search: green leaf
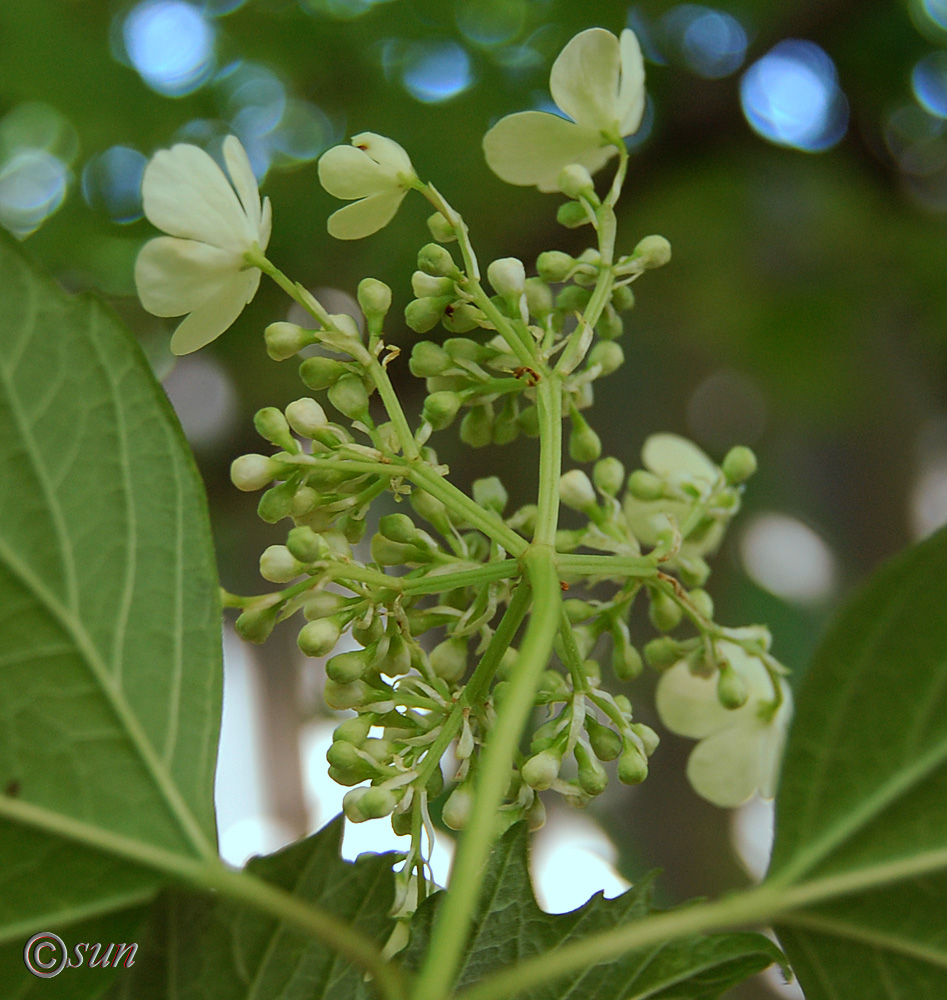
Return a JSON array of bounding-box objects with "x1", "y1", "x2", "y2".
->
[
  {"x1": 0, "y1": 239, "x2": 222, "y2": 942},
  {"x1": 404, "y1": 823, "x2": 783, "y2": 999},
  {"x1": 769, "y1": 525, "x2": 947, "y2": 998},
  {"x1": 107, "y1": 816, "x2": 398, "y2": 1000}
]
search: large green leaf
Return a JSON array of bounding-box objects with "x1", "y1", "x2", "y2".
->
[
  {"x1": 0, "y1": 239, "x2": 222, "y2": 947},
  {"x1": 769, "y1": 525, "x2": 947, "y2": 997},
  {"x1": 404, "y1": 822, "x2": 783, "y2": 999},
  {"x1": 107, "y1": 817, "x2": 398, "y2": 1000}
]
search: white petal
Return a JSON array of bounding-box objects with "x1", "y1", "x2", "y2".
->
[
  {"x1": 222, "y1": 135, "x2": 263, "y2": 238},
  {"x1": 169, "y1": 269, "x2": 260, "y2": 355},
  {"x1": 617, "y1": 29, "x2": 646, "y2": 135},
  {"x1": 655, "y1": 660, "x2": 738, "y2": 740},
  {"x1": 142, "y1": 144, "x2": 250, "y2": 253},
  {"x1": 686, "y1": 724, "x2": 767, "y2": 808},
  {"x1": 642, "y1": 433, "x2": 718, "y2": 484},
  {"x1": 483, "y1": 111, "x2": 613, "y2": 191},
  {"x1": 135, "y1": 237, "x2": 242, "y2": 317},
  {"x1": 350, "y1": 132, "x2": 414, "y2": 177},
  {"x1": 550, "y1": 28, "x2": 622, "y2": 131},
  {"x1": 259, "y1": 196, "x2": 273, "y2": 250},
  {"x1": 318, "y1": 144, "x2": 397, "y2": 200},
  {"x1": 326, "y1": 190, "x2": 405, "y2": 240}
]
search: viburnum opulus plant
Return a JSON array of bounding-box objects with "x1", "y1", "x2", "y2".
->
[{"x1": 135, "y1": 24, "x2": 792, "y2": 996}]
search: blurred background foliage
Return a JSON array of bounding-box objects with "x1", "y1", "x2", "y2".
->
[{"x1": 4, "y1": 0, "x2": 947, "y2": 994}]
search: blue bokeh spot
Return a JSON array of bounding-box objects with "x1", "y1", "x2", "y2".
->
[{"x1": 123, "y1": 0, "x2": 214, "y2": 97}]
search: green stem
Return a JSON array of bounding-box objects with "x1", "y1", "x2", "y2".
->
[
  {"x1": 410, "y1": 547, "x2": 561, "y2": 1000},
  {"x1": 534, "y1": 373, "x2": 563, "y2": 546},
  {"x1": 558, "y1": 553, "x2": 659, "y2": 578},
  {"x1": 402, "y1": 559, "x2": 520, "y2": 597},
  {"x1": 366, "y1": 354, "x2": 422, "y2": 461}
]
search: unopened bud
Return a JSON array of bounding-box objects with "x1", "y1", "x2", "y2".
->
[
  {"x1": 644, "y1": 637, "x2": 683, "y2": 670},
  {"x1": 536, "y1": 250, "x2": 575, "y2": 282},
  {"x1": 254, "y1": 407, "x2": 296, "y2": 451},
  {"x1": 558, "y1": 163, "x2": 595, "y2": 199},
  {"x1": 423, "y1": 390, "x2": 462, "y2": 430},
  {"x1": 426, "y1": 211, "x2": 457, "y2": 243},
  {"x1": 595, "y1": 307, "x2": 624, "y2": 340},
  {"x1": 299, "y1": 356, "x2": 348, "y2": 391},
  {"x1": 522, "y1": 749, "x2": 562, "y2": 790},
  {"x1": 722, "y1": 445, "x2": 757, "y2": 484},
  {"x1": 285, "y1": 398, "x2": 328, "y2": 437},
  {"x1": 487, "y1": 257, "x2": 526, "y2": 298},
  {"x1": 559, "y1": 469, "x2": 597, "y2": 511},
  {"x1": 524, "y1": 277, "x2": 554, "y2": 316},
  {"x1": 627, "y1": 469, "x2": 664, "y2": 501},
  {"x1": 618, "y1": 745, "x2": 649, "y2": 785},
  {"x1": 259, "y1": 544, "x2": 303, "y2": 583},
  {"x1": 586, "y1": 717, "x2": 623, "y2": 761},
  {"x1": 557, "y1": 200, "x2": 591, "y2": 228},
  {"x1": 357, "y1": 277, "x2": 392, "y2": 319},
  {"x1": 418, "y1": 242, "x2": 457, "y2": 277},
  {"x1": 328, "y1": 374, "x2": 370, "y2": 420},
  {"x1": 717, "y1": 661, "x2": 749, "y2": 709},
  {"x1": 472, "y1": 475, "x2": 508, "y2": 514},
  {"x1": 574, "y1": 742, "x2": 608, "y2": 796},
  {"x1": 588, "y1": 340, "x2": 624, "y2": 375},
  {"x1": 412, "y1": 270, "x2": 454, "y2": 298},
  {"x1": 611, "y1": 284, "x2": 635, "y2": 311},
  {"x1": 441, "y1": 302, "x2": 485, "y2": 333},
  {"x1": 568, "y1": 411, "x2": 602, "y2": 463},
  {"x1": 442, "y1": 785, "x2": 473, "y2": 830},
  {"x1": 460, "y1": 405, "x2": 492, "y2": 448},
  {"x1": 593, "y1": 456, "x2": 625, "y2": 496},
  {"x1": 430, "y1": 636, "x2": 467, "y2": 683},
  {"x1": 298, "y1": 616, "x2": 342, "y2": 657},
  {"x1": 405, "y1": 296, "x2": 450, "y2": 334},
  {"x1": 265, "y1": 321, "x2": 314, "y2": 361},
  {"x1": 648, "y1": 589, "x2": 684, "y2": 632},
  {"x1": 333, "y1": 715, "x2": 372, "y2": 744},
  {"x1": 410, "y1": 341, "x2": 451, "y2": 378},
  {"x1": 230, "y1": 454, "x2": 282, "y2": 492},
  {"x1": 632, "y1": 234, "x2": 671, "y2": 269}
]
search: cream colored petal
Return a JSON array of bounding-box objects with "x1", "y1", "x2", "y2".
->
[
  {"x1": 326, "y1": 190, "x2": 405, "y2": 240},
  {"x1": 350, "y1": 132, "x2": 415, "y2": 177},
  {"x1": 318, "y1": 144, "x2": 396, "y2": 200},
  {"x1": 686, "y1": 724, "x2": 767, "y2": 808},
  {"x1": 259, "y1": 196, "x2": 273, "y2": 250},
  {"x1": 135, "y1": 237, "x2": 241, "y2": 317},
  {"x1": 655, "y1": 660, "x2": 740, "y2": 740},
  {"x1": 222, "y1": 135, "x2": 262, "y2": 238},
  {"x1": 142, "y1": 144, "x2": 249, "y2": 253},
  {"x1": 550, "y1": 28, "x2": 622, "y2": 131},
  {"x1": 169, "y1": 269, "x2": 260, "y2": 355},
  {"x1": 642, "y1": 433, "x2": 718, "y2": 485},
  {"x1": 483, "y1": 111, "x2": 613, "y2": 191},
  {"x1": 617, "y1": 29, "x2": 646, "y2": 135}
]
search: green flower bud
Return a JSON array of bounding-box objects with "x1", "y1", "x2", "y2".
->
[
  {"x1": 328, "y1": 374, "x2": 370, "y2": 420},
  {"x1": 492, "y1": 397, "x2": 520, "y2": 445},
  {"x1": 627, "y1": 469, "x2": 664, "y2": 501},
  {"x1": 409, "y1": 488, "x2": 451, "y2": 533},
  {"x1": 558, "y1": 163, "x2": 595, "y2": 199},
  {"x1": 235, "y1": 602, "x2": 280, "y2": 644},
  {"x1": 303, "y1": 591, "x2": 348, "y2": 620},
  {"x1": 595, "y1": 307, "x2": 624, "y2": 341},
  {"x1": 588, "y1": 340, "x2": 624, "y2": 375},
  {"x1": 569, "y1": 411, "x2": 602, "y2": 463},
  {"x1": 441, "y1": 302, "x2": 485, "y2": 333},
  {"x1": 257, "y1": 479, "x2": 298, "y2": 524},
  {"x1": 259, "y1": 544, "x2": 303, "y2": 583},
  {"x1": 618, "y1": 745, "x2": 649, "y2": 785},
  {"x1": 524, "y1": 277, "x2": 554, "y2": 317},
  {"x1": 676, "y1": 556, "x2": 711, "y2": 588},
  {"x1": 722, "y1": 445, "x2": 757, "y2": 484},
  {"x1": 360, "y1": 786, "x2": 398, "y2": 820},
  {"x1": 472, "y1": 475, "x2": 508, "y2": 514},
  {"x1": 426, "y1": 211, "x2": 457, "y2": 243},
  {"x1": 265, "y1": 321, "x2": 315, "y2": 361},
  {"x1": 519, "y1": 405, "x2": 540, "y2": 437},
  {"x1": 717, "y1": 661, "x2": 749, "y2": 709},
  {"x1": 442, "y1": 785, "x2": 474, "y2": 830},
  {"x1": 285, "y1": 526, "x2": 326, "y2": 564},
  {"x1": 342, "y1": 787, "x2": 371, "y2": 823},
  {"x1": 430, "y1": 636, "x2": 467, "y2": 683},
  {"x1": 412, "y1": 270, "x2": 454, "y2": 298},
  {"x1": 487, "y1": 257, "x2": 526, "y2": 298},
  {"x1": 563, "y1": 598, "x2": 596, "y2": 623},
  {"x1": 422, "y1": 390, "x2": 462, "y2": 431},
  {"x1": 230, "y1": 454, "x2": 282, "y2": 492},
  {"x1": 418, "y1": 242, "x2": 457, "y2": 277},
  {"x1": 631, "y1": 722, "x2": 660, "y2": 757},
  {"x1": 299, "y1": 356, "x2": 349, "y2": 391},
  {"x1": 555, "y1": 284, "x2": 592, "y2": 312},
  {"x1": 582, "y1": 657, "x2": 602, "y2": 684},
  {"x1": 444, "y1": 337, "x2": 489, "y2": 361},
  {"x1": 379, "y1": 512, "x2": 419, "y2": 544},
  {"x1": 282, "y1": 398, "x2": 327, "y2": 438},
  {"x1": 593, "y1": 457, "x2": 625, "y2": 496},
  {"x1": 333, "y1": 715, "x2": 373, "y2": 744},
  {"x1": 353, "y1": 614, "x2": 384, "y2": 647},
  {"x1": 574, "y1": 742, "x2": 608, "y2": 797},
  {"x1": 611, "y1": 622, "x2": 643, "y2": 680},
  {"x1": 632, "y1": 234, "x2": 671, "y2": 269},
  {"x1": 381, "y1": 632, "x2": 412, "y2": 676},
  {"x1": 371, "y1": 533, "x2": 415, "y2": 566},
  {"x1": 522, "y1": 749, "x2": 562, "y2": 790},
  {"x1": 555, "y1": 528, "x2": 584, "y2": 552},
  {"x1": 649, "y1": 590, "x2": 684, "y2": 632},
  {"x1": 298, "y1": 616, "x2": 342, "y2": 657},
  {"x1": 586, "y1": 717, "x2": 623, "y2": 762},
  {"x1": 611, "y1": 284, "x2": 635, "y2": 311},
  {"x1": 390, "y1": 809, "x2": 413, "y2": 837},
  {"x1": 405, "y1": 296, "x2": 450, "y2": 334},
  {"x1": 688, "y1": 588, "x2": 714, "y2": 620},
  {"x1": 410, "y1": 341, "x2": 452, "y2": 378},
  {"x1": 559, "y1": 469, "x2": 597, "y2": 511},
  {"x1": 527, "y1": 794, "x2": 547, "y2": 831},
  {"x1": 326, "y1": 740, "x2": 372, "y2": 776},
  {"x1": 357, "y1": 277, "x2": 392, "y2": 319},
  {"x1": 326, "y1": 649, "x2": 369, "y2": 684},
  {"x1": 426, "y1": 764, "x2": 445, "y2": 798},
  {"x1": 557, "y1": 200, "x2": 591, "y2": 228},
  {"x1": 536, "y1": 250, "x2": 575, "y2": 282},
  {"x1": 460, "y1": 405, "x2": 492, "y2": 448},
  {"x1": 644, "y1": 637, "x2": 684, "y2": 669},
  {"x1": 324, "y1": 677, "x2": 374, "y2": 711}
]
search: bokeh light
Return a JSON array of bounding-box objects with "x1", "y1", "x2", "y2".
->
[
  {"x1": 162, "y1": 354, "x2": 239, "y2": 450},
  {"x1": 686, "y1": 369, "x2": 767, "y2": 451},
  {"x1": 123, "y1": 0, "x2": 215, "y2": 97},
  {"x1": 912, "y1": 51, "x2": 947, "y2": 118},
  {"x1": 917, "y1": 0, "x2": 947, "y2": 32},
  {"x1": 81, "y1": 146, "x2": 147, "y2": 223},
  {"x1": 402, "y1": 41, "x2": 474, "y2": 103},
  {"x1": 663, "y1": 4, "x2": 748, "y2": 79},
  {"x1": 740, "y1": 513, "x2": 837, "y2": 604},
  {"x1": 456, "y1": 0, "x2": 526, "y2": 47},
  {"x1": 0, "y1": 149, "x2": 68, "y2": 239},
  {"x1": 740, "y1": 40, "x2": 848, "y2": 151}
]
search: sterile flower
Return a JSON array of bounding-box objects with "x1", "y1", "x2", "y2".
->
[
  {"x1": 655, "y1": 643, "x2": 793, "y2": 808},
  {"x1": 135, "y1": 136, "x2": 271, "y2": 356},
  {"x1": 483, "y1": 27, "x2": 645, "y2": 192},
  {"x1": 318, "y1": 132, "x2": 417, "y2": 240}
]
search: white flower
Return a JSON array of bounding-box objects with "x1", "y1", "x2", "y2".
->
[
  {"x1": 135, "y1": 136, "x2": 271, "y2": 356},
  {"x1": 483, "y1": 27, "x2": 645, "y2": 192},
  {"x1": 318, "y1": 132, "x2": 417, "y2": 240},
  {"x1": 655, "y1": 643, "x2": 793, "y2": 808}
]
